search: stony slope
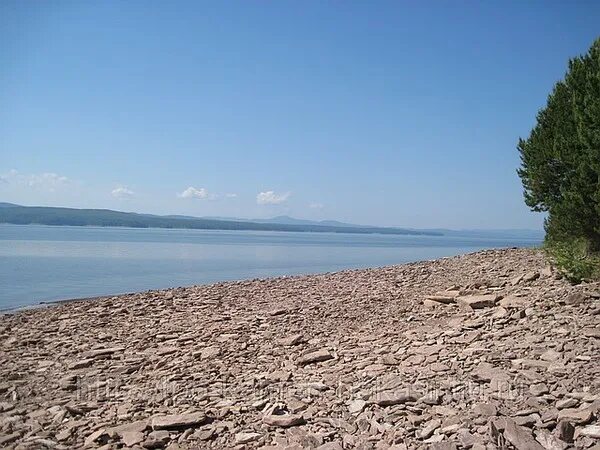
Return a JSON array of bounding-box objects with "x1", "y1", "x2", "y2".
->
[{"x1": 0, "y1": 248, "x2": 599, "y2": 449}]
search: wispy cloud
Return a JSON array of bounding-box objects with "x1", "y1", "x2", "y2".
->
[
  {"x1": 177, "y1": 186, "x2": 235, "y2": 200},
  {"x1": 0, "y1": 169, "x2": 71, "y2": 192},
  {"x1": 178, "y1": 186, "x2": 210, "y2": 199},
  {"x1": 28, "y1": 173, "x2": 69, "y2": 189},
  {"x1": 111, "y1": 186, "x2": 135, "y2": 198},
  {"x1": 309, "y1": 202, "x2": 324, "y2": 209},
  {"x1": 256, "y1": 190, "x2": 291, "y2": 205}
]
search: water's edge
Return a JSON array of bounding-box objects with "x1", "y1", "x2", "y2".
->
[{"x1": 1, "y1": 246, "x2": 530, "y2": 314}]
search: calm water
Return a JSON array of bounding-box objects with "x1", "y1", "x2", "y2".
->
[{"x1": 0, "y1": 224, "x2": 542, "y2": 310}]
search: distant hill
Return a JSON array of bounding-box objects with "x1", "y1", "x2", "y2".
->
[
  {"x1": 166, "y1": 214, "x2": 384, "y2": 228},
  {"x1": 198, "y1": 214, "x2": 370, "y2": 228},
  {"x1": 0, "y1": 204, "x2": 441, "y2": 236},
  {"x1": 194, "y1": 215, "x2": 544, "y2": 239},
  {"x1": 237, "y1": 215, "x2": 360, "y2": 227}
]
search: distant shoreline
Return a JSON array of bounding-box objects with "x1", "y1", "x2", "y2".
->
[
  {"x1": 0, "y1": 221, "x2": 440, "y2": 236},
  {"x1": 0, "y1": 246, "x2": 536, "y2": 314},
  {"x1": 0, "y1": 294, "x2": 116, "y2": 314},
  {"x1": 0, "y1": 204, "x2": 443, "y2": 236}
]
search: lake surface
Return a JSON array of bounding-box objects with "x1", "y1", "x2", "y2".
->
[{"x1": 0, "y1": 224, "x2": 542, "y2": 310}]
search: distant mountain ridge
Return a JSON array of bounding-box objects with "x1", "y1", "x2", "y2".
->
[{"x1": 0, "y1": 203, "x2": 441, "y2": 236}]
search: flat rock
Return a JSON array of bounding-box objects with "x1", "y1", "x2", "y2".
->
[
  {"x1": 122, "y1": 430, "x2": 145, "y2": 446},
  {"x1": 84, "y1": 429, "x2": 108, "y2": 447},
  {"x1": 534, "y1": 429, "x2": 568, "y2": 450},
  {"x1": 68, "y1": 358, "x2": 94, "y2": 369},
  {"x1": 200, "y1": 346, "x2": 221, "y2": 359},
  {"x1": 583, "y1": 327, "x2": 600, "y2": 338},
  {"x1": 235, "y1": 432, "x2": 262, "y2": 443},
  {"x1": 262, "y1": 414, "x2": 305, "y2": 427},
  {"x1": 372, "y1": 390, "x2": 419, "y2": 406},
  {"x1": 419, "y1": 419, "x2": 441, "y2": 439},
  {"x1": 144, "y1": 430, "x2": 170, "y2": 448},
  {"x1": 503, "y1": 418, "x2": 545, "y2": 450},
  {"x1": 530, "y1": 383, "x2": 549, "y2": 396},
  {"x1": 579, "y1": 425, "x2": 600, "y2": 439},
  {"x1": 456, "y1": 294, "x2": 498, "y2": 309},
  {"x1": 279, "y1": 333, "x2": 304, "y2": 346},
  {"x1": 425, "y1": 293, "x2": 457, "y2": 304},
  {"x1": 348, "y1": 399, "x2": 367, "y2": 414},
  {"x1": 151, "y1": 412, "x2": 206, "y2": 430},
  {"x1": 523, "y1": 271, "x2": 540, "y2": 282},
  {"x1": 82, "y1": 346, "x2": 125, "y2": 358},
  {"x1": 472, "y1": 402, "x2": 497, "y2": 417},
  {"x1": 556, "y1": 398, "x2": 578, "y2": 409},
  {"x1": 498, "y1": 295, "x2": 531, "y2": 308},
  {"x1": 471, "y1": 362, "x2": 510, "y2": 383},
  {"x1": 297, "y1": 349, "x2": 333, "y2": 366},
  {"x1": 108, "y1": 419, "x2": 149, "y2": 436},
  {"x1": 557, "y1": 407, "x2": 594, "y2": 424}
]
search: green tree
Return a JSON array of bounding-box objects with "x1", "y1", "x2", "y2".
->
[
  {"x1": 518, "y1": 38, "x2": 600, "y2": 281},
  {"x1": 518, "y1": 39, "x2": 600, "y2": 244}
]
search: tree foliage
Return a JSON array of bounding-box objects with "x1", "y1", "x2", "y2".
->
[{"x1": 518, "y1": 38, "x2": 600, "y2": 256}]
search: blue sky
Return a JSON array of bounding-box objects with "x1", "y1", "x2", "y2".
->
[{"x1": 1, "y1": 1, "x2": 598, "y2": 229}]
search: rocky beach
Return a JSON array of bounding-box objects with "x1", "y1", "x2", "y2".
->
[{"x1": 1, "y1": 248, "x2": 599, "y2": 449}]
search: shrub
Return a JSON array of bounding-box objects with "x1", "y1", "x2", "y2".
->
[{"x1": 544, "y1": 237, "x2": 600, "y2": 283}]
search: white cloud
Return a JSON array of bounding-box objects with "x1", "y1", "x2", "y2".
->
[
  {"x1": 0, "y1": 169, "x2": 17, "y2": 185},
  {"x1": 28, "y1": 173, "x2": 68, "y2": 188},
  {"x1": 111, "y1": 186, "x2": 135, "y2": 198},
  {"x1": 256, "y1": 190, "x2": 291, "y2": 205},
  {"x1": 1, "y1": 169, "x2": 70, "y2": 192},
  {"x1": 178, "y1": 186, "x2": 210, "y2": 199},
  {"x1": 309, "y1": 202, "x2": 324, "y2": 209},
  {"x1": 225, "y1": 193, "x2": 238, "y2": 198}
]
